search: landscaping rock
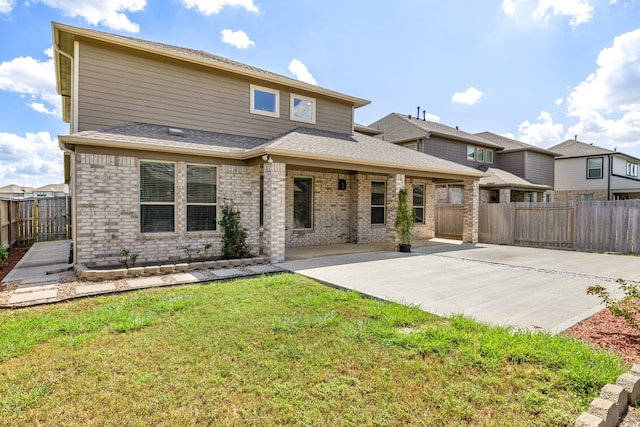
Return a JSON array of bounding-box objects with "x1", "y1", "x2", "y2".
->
[
  {"x1": 617, "y1": 373, "x2": 640, "y2": 404},
  {"x1": 600, "y1": 383, "x2": 628, "y2": 418},
  {"x1": 575, "y1": 412, "x2": 606, "y2": 427},
  {"x1": 588, "y1": 398, "x2": 618, "y2": 427}
]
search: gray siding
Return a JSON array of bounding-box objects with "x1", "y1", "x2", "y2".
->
[
  {"x1": 496, "y1": 151, "x2": 525, "y2": 178},
  {"x1": 423, "y1": 136, "x2": 488, "y2": 169},
  {"x1": 525, "y1": 151, "x2": 554, "y2": 186},
  {"x1": 77, "y1": 42, "x2": 353, "y2": 137}
]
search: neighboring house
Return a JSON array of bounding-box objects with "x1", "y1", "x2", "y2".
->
[
  {"x1": 33, "y1": 184, "x2": 70, "y2": 198},
  {"x1": 475, "y1": 132, "x2": 557, "y2": 202},
  {"x1": 0, "y1": 185, "x2": 34, "y2": 199},
  {"x1": 368, "y1": 113, "x2": 552, "y2": 203},
  {"x1": 52, "y1": 23, "x2": 485, "y2": 267},
  {"x1": 550, "y1": 138, "x2": 640, "y2": 201}
]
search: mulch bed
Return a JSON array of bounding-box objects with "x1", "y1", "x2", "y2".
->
[{"x1": 0, "y1": 247, "x2": 29, "y2": 289}]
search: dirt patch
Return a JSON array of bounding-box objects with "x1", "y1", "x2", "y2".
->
[{"x1": 0, "y1": 247, "x2": 29, "y2": 289}]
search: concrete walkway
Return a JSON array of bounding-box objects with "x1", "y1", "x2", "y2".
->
[{"x1": 278, "y1": 241, "x2": 637, "y2": 334}]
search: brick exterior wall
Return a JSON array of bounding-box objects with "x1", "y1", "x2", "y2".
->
[
  {"x1": 554, "y1": 189, "x2": 609, "y2": 201},
  {"x1": 263, "y1": 162, "x2": 286, "y2": 262},
  {"x1": 462, "y1": 179, "x2": 479, "y2": 243},
  {"x1": 384, "y1": 174, "x2": 405, "y2": 251},
  {"x1": 74, "y1": 152, "x2": 261, "y2": 267},
  {"x1": 407, "y1": 177, "x2": 435, "y2": 240}
]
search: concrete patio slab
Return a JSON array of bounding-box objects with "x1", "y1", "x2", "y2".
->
[
  {"x1": 247, "y1": 265, "x2": 281, "y2": 274},
  {"x1": 278, "y1": 243, "x2": 630, "y2": 333},
  {"x1": 171, "y1": 273, "x2": 205, "y2": 283},
  {"x1": 213, "y1": 268, "x2": 243, "y2": 278}
]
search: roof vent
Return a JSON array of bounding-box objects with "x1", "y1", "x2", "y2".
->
[{"x1": 168, "y1": 128, "x2": 184, "y2": 136}]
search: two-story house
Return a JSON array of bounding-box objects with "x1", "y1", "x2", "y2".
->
[
  {"x1": 550, "y1": 138, "x2": 640, "y2": 201},
  {"x1": 52, "y1": 23, "x2": 485, "y2": 267},
  {"x1": 368, "y1": 113, "x2": 553, "y2": 204},
  {"x1": 0, "y1": 185, "x2": 34, "y2": 199}
]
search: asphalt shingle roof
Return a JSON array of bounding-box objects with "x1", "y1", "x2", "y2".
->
[
  {"x1": 475, "y1": 132, "x2": 559, "y2": 156},
  {"x1": 476, "y1": 165, "x2": 550, "y2": 190},
  {"x1": 549, "y1": 139, "x2": 616, "y2": 158},
  {"x1": 370, "y1": 113, "x2": 503, "y2": 148},
  {"x1": 63, "y1": 123, "x2": 486, "y2": 178}
]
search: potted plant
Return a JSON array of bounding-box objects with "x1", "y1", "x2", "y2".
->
[{"x1": 395, "y1": 188, "x2": 415, "y2": 252}]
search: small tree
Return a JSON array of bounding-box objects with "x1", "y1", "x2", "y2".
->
[
  {"x1": 218, "y1": 204, "x2": 251, "y2": 259},
  {"x1": 587, "y1": 279, "x2": 640, "y2": 329},
  {"x1": 395, "y1": 188, "x2": 415, "y2": 248}
]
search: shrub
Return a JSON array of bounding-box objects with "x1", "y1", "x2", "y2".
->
[
  {"x1": 0, "y1": 244, "x2": 8, "y2": 263},
  {"x1": 218, "y1": 204, "x2": 251, "y2": 259}
]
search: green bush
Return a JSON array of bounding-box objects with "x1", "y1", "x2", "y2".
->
[
  {"x1": 218, "y1": 204, "x2": 251, "y2": 259},
  {"x1": 0, "y1": 244, "x2": 8, "y2": 263}
]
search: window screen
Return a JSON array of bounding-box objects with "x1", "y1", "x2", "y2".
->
[{"x1": 140, "y1": 161, "x2": 175, "y2": 233}]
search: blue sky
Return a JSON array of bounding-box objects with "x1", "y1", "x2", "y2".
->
[{"x1": 0, "y1": 0, "x2": 639, "y2": 187}]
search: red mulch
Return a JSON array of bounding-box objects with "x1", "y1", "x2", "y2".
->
[
  {"x1": 563, "y1": 302, "x2": 640, "y2": 366},
  {"x1": 0, "y1": 247, "x2": 29, "y2": 289}
]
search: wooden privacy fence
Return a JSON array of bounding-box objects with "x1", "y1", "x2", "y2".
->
[
  {"x1": 435, "y1": 204, "x2": 464, "y2": 240},
  {"x1": 479, "y1": 200, "x2": 640, "y2": 253},
  {"x1": 0, "y1": 196, "x2": 70, "y2": 248}
]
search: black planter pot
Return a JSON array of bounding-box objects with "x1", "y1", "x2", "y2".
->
[{"x1": 398, "y1": 244, "x2": 412, "y2": 253}]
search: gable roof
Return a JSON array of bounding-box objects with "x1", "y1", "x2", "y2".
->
[
  {"x1": 549, "y1": 139, "x2": 617, "y2": 159},
  {"x1": 34, "y1": 184, "x2": 70, "y2": 193},
  {"x1": 0, "y1": 184, "x2": 34, "y2": 194},
  {"x1": 60, "y1": 123, "x2": 487, "y2": 180},
  {"x1": 475, "y1": 132, "x2": 559, "y2": 156},
  {"x1": 369, "y1": 113, "x2": 503, "y2": 148},
  {"x1": 476, "y1": 166, "x2": 551, "y2": 190},
  {"x1": 52, "y1": 22, "x2": 369, "y2": 122}
]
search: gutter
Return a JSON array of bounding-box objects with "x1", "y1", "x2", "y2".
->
[{"x1": 608, "y1": 154, "x2": 612, "y2": 201}]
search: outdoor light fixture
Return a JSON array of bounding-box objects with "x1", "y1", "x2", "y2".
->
[{"x1": 262, "y1": 154, "x2": 273, "y2": 163}]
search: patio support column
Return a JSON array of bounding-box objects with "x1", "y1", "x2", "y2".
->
[
  {"x1": 385, "y1": 173, "x2": 405, "y2": 251},
  {"x1": 499, "y1": 188, "x2": 511, "y2": 203},
  {"x1": 263, "y1": 162, "x2": 286, "y2": 263},
  {"x1": 463, "y1": 179, "x2": 479, "y2": 244}
]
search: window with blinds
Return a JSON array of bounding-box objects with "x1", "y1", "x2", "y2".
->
[
  {"x1": 187, "y1": 164, "x2": 217, "y2": 232},
  {"x1": 413, "y1": 184, "x2": 424, "y2": 224},
  {"x1": 140, "y1": 161, "x2": 175, "y2": 233}
]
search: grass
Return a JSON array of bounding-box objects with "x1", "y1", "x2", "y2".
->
[{"x1": 0, "y1": 273, "x2": 627, "y2": 426}]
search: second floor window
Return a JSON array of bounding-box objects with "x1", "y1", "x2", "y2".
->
[
  {"x1": 250, "y1": 85, "x2": 279, "y2": 117},
  {"x1": 290, "y1": 94, "x2": 316, "y2": 124},
  {"x1": 587, "y1": 157, "x2": 603, "y2": 179},
  {"x1": 627, "y1": 161, "x2": 638, "y2": 177}
]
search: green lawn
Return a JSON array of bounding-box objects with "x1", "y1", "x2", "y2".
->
[{"x1": 0, "y1": 273, "x2": 626, "y2": 426}]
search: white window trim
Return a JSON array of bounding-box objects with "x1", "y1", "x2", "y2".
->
[
  {"x1": 293, "y1": 176, "x2": 313, "y2": 230},
  {"x1": 485, "y1": 149, "x2": 493, "y2": 164},
  {"x1": 626, "y1": 161, "x2": 638, "y2": 177},
  {"x1": 587, "y1": 157, "x2": 603, "y2": 179},
  {"x1": 290, "y1": 94, "x2": 316, "y2": 124},
  {"x1": 250, "y1": 84, "x2": 279, "y2": 118},
  {"x1": 139, "y1": 160, "x2": 176, "y2": 234},
  {"x1": 466, "y1": 145, "x2": 475, "y2": 161},
  {"x1": 186, "y1": 163, "x2": 218, "y2": 233}
]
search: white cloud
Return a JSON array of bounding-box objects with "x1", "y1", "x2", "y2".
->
[
  {"x1": 451, "y1": 87, "x2": 483, "y2": 105},
  {"x1": 220, "y1": 29, "x2": 255, "y2": 49},
  {"x1": 532, "y1": 0, "x2": 594, "y2": 27},
  {"x1": 0, "y1": 131, "x2": 64, "y2": 187},
  {"x1": 554, "y1": 98, "x2": 564, "y2": 106},
  {"x1": 501, "y1": 0, "x2": 522, "y2": 15},
  {"x1": 563, "y1": 28, "x2": 640, "y2": 151},
  {"x1": 35, "y1": 0, "x2": 145, "y2": 33},
  {"x1": 182, "y1": 0, "x2": 258, "y2": 15},
  {"x1": 502, "y1": 0, "x2": 594, "y2": 27},
  {"x1": 288, "y1": 59, "x2": 317, "y2": 85},
  {"x1": 517, "y1": 111, "x2": 564, "y2": 147},
  {"x1": 0, "y1": 0, "x2": 14, "y2": 14},
  {"x1": 424, "y1": 112, "x2": 441, "y2": 122},
  {"x1": 0, "y1": 48, "x2": 60, "y2": 117}
]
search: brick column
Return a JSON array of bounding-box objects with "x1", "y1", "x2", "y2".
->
[
  {"x1": 424, "y1": 181, "x2": 436, "y2": 238},
  {"x1": 463, "y1": 179, "x2": 479, "y2": 244},
  {"x1": 263, "y1": 162, "x2": 286, "y2": 262},
  {"x1": 385, "y1": 174, "x2": 405, "y2": 251},
  {"x1": 499, "y1": 188, "x2": 511, "y2": 203}
]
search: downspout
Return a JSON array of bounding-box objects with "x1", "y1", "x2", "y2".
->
[{"x1": 608, "y1": 154, "x2": 612, "y2": 201}]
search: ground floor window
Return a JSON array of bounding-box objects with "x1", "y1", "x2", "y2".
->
[
  {"x1": 371, "y1": 181, "x2": 386, "y2": 224},
  {"x1": 186, "y1": 164, "x2": 217, "y2": 232},
  {"x1": 413, "y1": 184, "x2": 424, "y2": 223},
  {"x1": 581, "y1": 193, "x2": 594, "y2": 201},
  {"x1": 293, "y1": 177, "x2": 313, "y2": 229},
  {"x1": 140, "y1": 161, "x2": 175, "y2": 233}
]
